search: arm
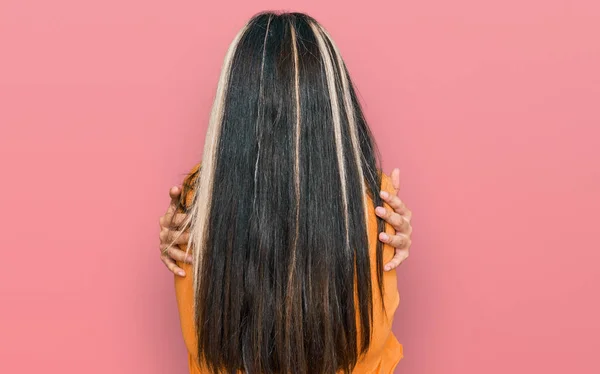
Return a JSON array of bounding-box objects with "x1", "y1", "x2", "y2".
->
[
  {"x1": 159, "y1": 166, "x2": 413, "y2": 274},
  {"x1": 158, "y1": 163, "x2": 201, "y2": 276},
  {"x1": 376, "y1": 168, "x2": 413, "y2": 270}
]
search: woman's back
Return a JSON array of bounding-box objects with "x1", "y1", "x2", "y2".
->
[
  {"x1": 173, "y1": 163, "x2": 403, "y2": 373},
  {"x1": 170, "y1": 11, "x2": 403, "y2": 374}
]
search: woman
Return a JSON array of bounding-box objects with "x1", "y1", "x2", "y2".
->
[{"x1": 160, "y1": 11, "x2": 413, "y2": 374}]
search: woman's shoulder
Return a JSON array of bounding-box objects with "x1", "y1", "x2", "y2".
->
[
  {"x1": 178, "y1": 162, "x2": 201, "y2": 212},
  {"x1": 378, "y1": 170, "x2": 396, "y2": 196},
  {"x1": 178, "y1": 164, "x2": 395, "y2": 210}
]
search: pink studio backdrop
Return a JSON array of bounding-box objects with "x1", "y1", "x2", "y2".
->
[{"x1": 1, "y1": 0, "x2": 598, "y2": 373}]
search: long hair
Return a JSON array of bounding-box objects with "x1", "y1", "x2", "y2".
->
[{"x1": 182, "y1": 11, "x2": 387, "y2": 374}]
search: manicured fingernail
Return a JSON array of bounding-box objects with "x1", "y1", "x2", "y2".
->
[
  {"x1": 187, "y1": 255, "x2": 193, "y2": 263},
  {"x1": 380, "y1": 233, "x2": 389, "y2": 241},
  {"x1": 177, "y1": 270, "x2": 186, "y2": 276},
  {"x1": 380, "y1": 191, "x2": 389, "y2": 199},
  {"x1": 376, "y1": 207, "x2": 386, "y2": 215}
]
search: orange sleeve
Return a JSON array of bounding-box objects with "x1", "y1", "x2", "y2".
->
[
  {"x1": 178, "y1": 162, "x2": 201, "y2": 212},
  {"x1": 172, "y1": 166, "x2": 403, "y2": 374},
  {"x1": 352, "y1": 171, "x2": 403, "y2": 373},
  {"x1": 173, "y1": 163, "x2": 203, "y2": 372},
  {"x1": 379, "y1": 172, "x2": 404, "y2": 371}
]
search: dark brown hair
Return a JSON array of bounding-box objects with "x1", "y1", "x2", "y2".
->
[{"x1": 180, "y1": 11, "x2": 387, "y2": 374}]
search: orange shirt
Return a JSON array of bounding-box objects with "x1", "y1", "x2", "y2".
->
[{"x1": 174, "y1": 163, "x2": 403, "y2": 373}]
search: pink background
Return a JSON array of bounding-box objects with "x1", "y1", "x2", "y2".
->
[{"x1": 1, "y1": 0, "x2": 599, "y2": 373}]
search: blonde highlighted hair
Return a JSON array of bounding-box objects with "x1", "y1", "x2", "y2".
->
[{"x1": 172, "y1": 12, "x2": 387, "y2": 374}]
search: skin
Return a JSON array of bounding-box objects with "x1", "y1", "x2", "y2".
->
[{"x1": 159, "y1": 168, "x2": 412, "y2": 276}]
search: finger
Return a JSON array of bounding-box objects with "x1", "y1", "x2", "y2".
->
[
  {"x1": 161, "y1": 245, "x2": 194, "y2": 264},
  {"x1": 172, "y1": 231, "x2": 190, "y2": 245},
  {"x1": 379, "y1": 190, "x2": 410, "y2": 218},
  {"x1": 160, "y1": 253, "x2": 187, "y2": 276},
  {"x1": 169, "y1": 185, "x2": 182, "y2": 201},
  {"x1": 375, "y1": 206, "x2": 410, "y2": 233},
  {"x1": 159, "y1": 228, "x2": 190, "y2": 247},
  {"x1": 160, "y1": 212, "x2": 188, "y2": 229},
  {"x1": 166, "y1": 187, "x2": 181, "y2": 213},
  {"x1": 160, "y1": 208, "x2": 177, "y2": 230},
  {"x1": 391, "y1": 168, "x2": 401, "y2": 192},
  {"x1": 170, "y1": 213, "x2": 188, "y2": 228},
  {"x1": 159, "y1": 228, "x2": 170, "y2": 244},
  {"x1": 384, "y1": 248, "x2": 409, "y2": 271},
  {"x1": 160, "y1": 186, "x2": 182, "y2": 222},
  {"x1": 379, "y1": 232, "x2": 410, "y2": 249}
]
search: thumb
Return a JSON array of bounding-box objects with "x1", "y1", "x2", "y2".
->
[
  {"x1": 169, "y1": 185, "x2": 182, "y2": 202},
  {"x1": 391, "y1": 168, "x2": 401, "y2": 193}
]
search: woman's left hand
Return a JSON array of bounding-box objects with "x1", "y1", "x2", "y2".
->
[{"x1": 376, "y1": 168, "x2": 413, "y2": 271}]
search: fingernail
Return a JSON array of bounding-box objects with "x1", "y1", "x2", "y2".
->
[
  {"x1": 376, "y1": 207, "x2": 386, "y2": 215},
  {"x1": 384, "y1": 265, "x2": 391, "y2": 271},
  {"x1": 380, "y1": 191, "x2": 389, "y2": 199},
  {"x1": 177, "y1": 270, "x2": 186, "y2": 276},
  {"x1": 380, "y1": 233, "x2": 389, "y2": 241},
  {"x1": 187, "y1": 256, "x2": 194, "y2": 263}
]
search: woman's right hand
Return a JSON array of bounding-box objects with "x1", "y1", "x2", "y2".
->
[{"x1": 376, "y1": 168, "x2": 413, "y2": 271}]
